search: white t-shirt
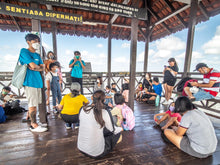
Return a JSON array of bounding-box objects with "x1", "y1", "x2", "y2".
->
[
  {"x1": 77, "y1": 108, "x2": 122, "y2": 157},
  {"x1": 45, "y1": 72, "x2": 58, "y2": 82}
]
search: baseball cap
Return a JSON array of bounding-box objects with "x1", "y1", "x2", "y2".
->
[
  {"x1": 70, "y1": 82, "x2": 81, "y2": 91},
  {"x1": 193, "y1": 63, "x2": 208, "y2": 71},
  {"x1": 74, "y1": 51, "x2": 81, "y2": 55}
]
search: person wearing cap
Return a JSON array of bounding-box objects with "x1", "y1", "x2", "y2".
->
[
  {"x1": 162, "y1": 58, "x2": 179, "y2": 105},
  {"x1": 69, "y1": 51, "x2": 86, "y2": 94},
  {"x1": 58, "y1": 82, "x2": 89, "y2": 129},
  {"x1": 184, "y1": 63, "x2": 220, "y2": 101}
]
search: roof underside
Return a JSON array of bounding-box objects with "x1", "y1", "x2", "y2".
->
[{"x1": 0, "y1": 0, "x2": 220, "y2": 42}]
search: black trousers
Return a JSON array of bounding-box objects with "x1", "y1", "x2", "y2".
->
[
  {"x1": 60, "y1": 114, "x2": 79, "y2": 124},
  {"x1": 71, "y1": 77, "x2": 83, "y2": 94}
]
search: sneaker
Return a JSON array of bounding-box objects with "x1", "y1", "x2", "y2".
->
[
  {"x1": 30, "y1": 126, "x2": 48, "y2": 132},
  {"x1": 65, "y1": 123, "x2": 71, "y2": 129},
  {"x1": 162, "y1": 100, "x2": 169, "y2": 105},
  {"x1": 75, "y1": 123, "x2": 79, "y2": 129},
  {"x1": 53, "y1": 108, "x2": 58, "y2": 114},
  {"x1": 40, "y1": 123, "x2": 48, "y2": 127}
]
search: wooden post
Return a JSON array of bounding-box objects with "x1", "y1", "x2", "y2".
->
[
  {"x1": 52, "y1": 22, "x2": 57, "y2": 60},
  {"x1": 128, "y1": 18, "x2": 138, "y2": 110},
  {"x1": 31, "y1": 2, "x2": 47, "y2": 124},
  {"x1": 143, "y1": 34, "x2": 149, "y2": 73},
  {"x1": 107, "y1": 23, "x2": 112, "y2": 86},
  {"x1": 183, "y1": 0, "x2": 198, "y2": 77}
]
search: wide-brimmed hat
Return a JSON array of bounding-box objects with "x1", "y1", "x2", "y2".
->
[
  {"x1": 193, "y1": 63, "x2": 208, "y2": 71},
  {"x1": 70, "y1": 82, "x2": 81, "y2": 91}
]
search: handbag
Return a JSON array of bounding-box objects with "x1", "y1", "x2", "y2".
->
[{"x1": 11, "y1": 55, "x2": 27, "y2": 89}]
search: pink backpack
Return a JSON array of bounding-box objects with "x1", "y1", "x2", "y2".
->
[{"x1": 117, "y1": 104, "x2": 135, "y2": 130}]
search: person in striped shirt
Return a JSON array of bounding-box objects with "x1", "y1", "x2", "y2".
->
[{"x1": 184, "y1": 63, "x2": 220, "y2": 101}]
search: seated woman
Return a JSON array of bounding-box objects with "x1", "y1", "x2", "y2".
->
[
  {"x1": 154, "y1": 102, "x2": 181, "y2": 130},
  {"x1": 164, "y1": 96, "x2": 217, "y2": 158},
  {"x1": 58, "y1": 82, "x2": 89, "y2": 129},
  {"x1": 78, "y1": 90, "x2": 122, "y2": 158}
]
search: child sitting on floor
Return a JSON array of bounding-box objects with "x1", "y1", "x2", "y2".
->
[
  {"x1": 105, "y1": 85, "x2": 113, "y2": 105},
  {"x1": 135, "y1": 82, "x2": 143, "y2": 100},
  {"x1": 111, "y1": 93, "x2": 135, "y2": 130},
  {"x1": 154, "y1": 102, "x2": 182, "y2": 130}
]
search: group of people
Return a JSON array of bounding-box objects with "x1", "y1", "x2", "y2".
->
[{"x1": 1, "y1": 33, "x2": 219, "y2": 159}]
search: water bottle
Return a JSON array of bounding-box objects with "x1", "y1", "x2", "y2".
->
[
  {"x1": 155, "y1": 95, "x2": 160, "y2": 106},
  {"x1": 123, "y1": 118, "x2": 129, "y2": 131}
]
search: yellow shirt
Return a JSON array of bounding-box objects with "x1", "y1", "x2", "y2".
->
[{"x1": 60, "y1": 94, "x2": 88, "y2": 115}]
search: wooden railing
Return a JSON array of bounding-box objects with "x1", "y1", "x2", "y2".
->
[{"x1": 0, "y1": 71, "x2": 219, "y2": 118}]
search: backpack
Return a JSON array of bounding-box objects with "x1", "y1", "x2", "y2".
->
[
  {"x1": 121, "y1": 104, "x2": 135, "y2": 130},
  {"x1": 177, "y1": 77, "x2": 192, "y2": 92}
]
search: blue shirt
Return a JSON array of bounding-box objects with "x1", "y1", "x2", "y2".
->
[
  {"x1": 153, "y1": 83, "x2": 162, "y2": 96},
  {"x1": 19, "y1": 48, "x2": 43, "y2": 88},
  {"x1": 69, "y1": 59, "x2": 85, "y2": 78}
]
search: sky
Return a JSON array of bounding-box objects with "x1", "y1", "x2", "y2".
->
[{"x1": 0, "y1": 14, "x2": 220, "y2": 73}]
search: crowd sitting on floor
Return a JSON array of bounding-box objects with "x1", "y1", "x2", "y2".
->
[{"x1": 1, "y1": 33, "x2": 220, "y2": 159}]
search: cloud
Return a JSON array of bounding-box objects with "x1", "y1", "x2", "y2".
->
[
  {"x1": 42, "y1": 42, "x2": 51, "y2": 51},
  {"x1": 65, "y1": 49, "x2": 72, "y2": 55},
  {"x1": 113, "y1": 57, "x2": 127, "y2": 63},
  {"x1": 155, "y1": 35, "x2": 186, "y2": 51},
  {"x1": 192, "y1": 51, "x2": 203, "y2": 59},
  {"x1": 202, "y1": 25, "x2": 220, "y2": 55},
  {"x1": 121, "y1": 43, "x2": 130, "y2": 48},
  {"x1": 97, "y1": 44, "x2": 103, "y2": 48},
  {"x1": 137, "y1": 49, "x2": 155, "y2": 62}
]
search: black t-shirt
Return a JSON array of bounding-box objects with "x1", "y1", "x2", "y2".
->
[
  {"x1": 164, "y1": 65, "x2": 179, "y2": 80},
  {"x1": 143, "y1": 79, "x2": 152, "y2": 91}
]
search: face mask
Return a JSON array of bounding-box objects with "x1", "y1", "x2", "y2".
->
[
  {"x1": 202, "y1": 68, "x2": 208, "y2": 74},
  {"x1": 106, "y1": 89, "x2": 110, "y2": 93},
  {"x1": 49, "y1": 55, "x2": 55, "y2": 60},
  {"x1": 32, "y1": 43, "x2": 40, "y2": 50},
  {"x1": 2, "y1": 91, "x2": 8, "y2": 95},
  {"x1": 75, "y1": 56, "x2": 80, "y2": 59},
  {"x1": 55, "y1": 68, "x2": 59, "y2": 73},
  {"x1": 97, "y1": 80, "x2": 100, "y2": 84},
  {"x1": 169, "y1": 106, "x2": 175, "y2": 112}
]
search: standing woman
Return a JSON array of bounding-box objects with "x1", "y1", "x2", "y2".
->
[
  {"x1": 78, "y1": 90, "x2": 122, "y2": 158},
  {"x1": 164, "y1": 96, "x2": 217, "y2": 158},
  {"x1": 163, "y1": 58, "x2": 179, "y2": 104}
]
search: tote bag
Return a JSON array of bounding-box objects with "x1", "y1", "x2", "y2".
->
[{"x1": 11, "y1": 56, "x2": 27, "y2": 89}]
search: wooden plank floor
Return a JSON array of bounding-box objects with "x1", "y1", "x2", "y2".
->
[{"x1": 0, "y1": 102, "x2": 220, "y2": 165}]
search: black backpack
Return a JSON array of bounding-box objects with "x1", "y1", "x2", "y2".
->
[{"x1": 177, "y1": 77, "x2": 192, "y2": 92}]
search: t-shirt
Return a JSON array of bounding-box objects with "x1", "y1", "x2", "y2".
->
[
  {"x1": 165, "y1": 110, "x2": 182, "y2": 122},
  {"x1": 69, "y1": 59, "x2": 85, "y2": 78},
  {"x1": 60, "y1": 94, "x2": 88, "y2": 115},
  {"x1": 45, "y1": 72, "x2": 58, "y2": 83},
  {"x1": 202, "y1": 68, "x2": 220, "y2": 97},
  {"x1": 164, "y1": 65, "x2": 179, "y2": 80},
  {"x1": 152, "y1": 84, "x2": 162, "y2": 96},
  {"x1": 19, "y1": 48, "x2": 43, "y2": 88},
  {"x1": 77, "y1": 108, "x2": 122, "y2": 157},
  {"x1": 122, "y1": 90, "x2": 129, "y2": 102},
  {"x1": 111, "y1": 106, "x2": 123, "y2": 127},
  {"x1": 180, "y1": 109, "x2": 217, "y2": 154}
]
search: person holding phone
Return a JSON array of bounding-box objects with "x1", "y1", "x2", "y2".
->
[
  {"x1": 69, "y1": 51, "x2": 86, "y2": 94},
  {"x1": 162, "y1": 58, "x2": 179, "y2": 105}
]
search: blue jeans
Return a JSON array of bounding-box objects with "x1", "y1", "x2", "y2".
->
[{"x1": 193, "y1": 89, "x2": 214, "y2": 101}]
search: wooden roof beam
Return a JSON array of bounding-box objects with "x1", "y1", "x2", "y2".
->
[
  {"x1": 163, "y1": 0, "x2": 187, "y2": 28},
  {"x1": 138, "y1": 26, "x2": 147, "y2": 40},
  {"x1": 11, "y1": 16, "x2": 21, "y2": 31},
  {"x1": 147, "y1": 7, "x2": 172, "y2": 34},
  {"x1": 152, "y1": 4, "x2": 190, "y2": 28},
  {"x1": 198, "y1": 1, "x2": 209, "y2": 20},
  {"x1": 109, "y1": 0, "x2": 130, "y2": 24}
]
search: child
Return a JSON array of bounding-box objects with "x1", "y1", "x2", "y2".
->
[
  {"x1": 154, "y1": 102, "x2": 181, "y2": 130},
  {"x1": 105, "y1": 85, "x2": 113, "y2": 105},
  {"x1": 122, "y1": 78, "x2": 129, "y2": 103},
  {"x1": 46, "y1": 62, "x2": 62, "y2": 113},
  {"x1": 58, "y1": 82, "x2": 89, "y2": 129},
  {"x1": 135, "y1": 82, "x2": 143, "y2": 100},
  {"x1": 141, "y1": 77, "x2": 162, "y2": 104},
  {"x1": 111, "y1": 88, "x2": 117, "y2": 106},
  {"x1": 111, "y1": 93, "x2": 135, "y2": 130},
  {"x1": 111, "y1": 83, "x2": 117, "y2": 92}
]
